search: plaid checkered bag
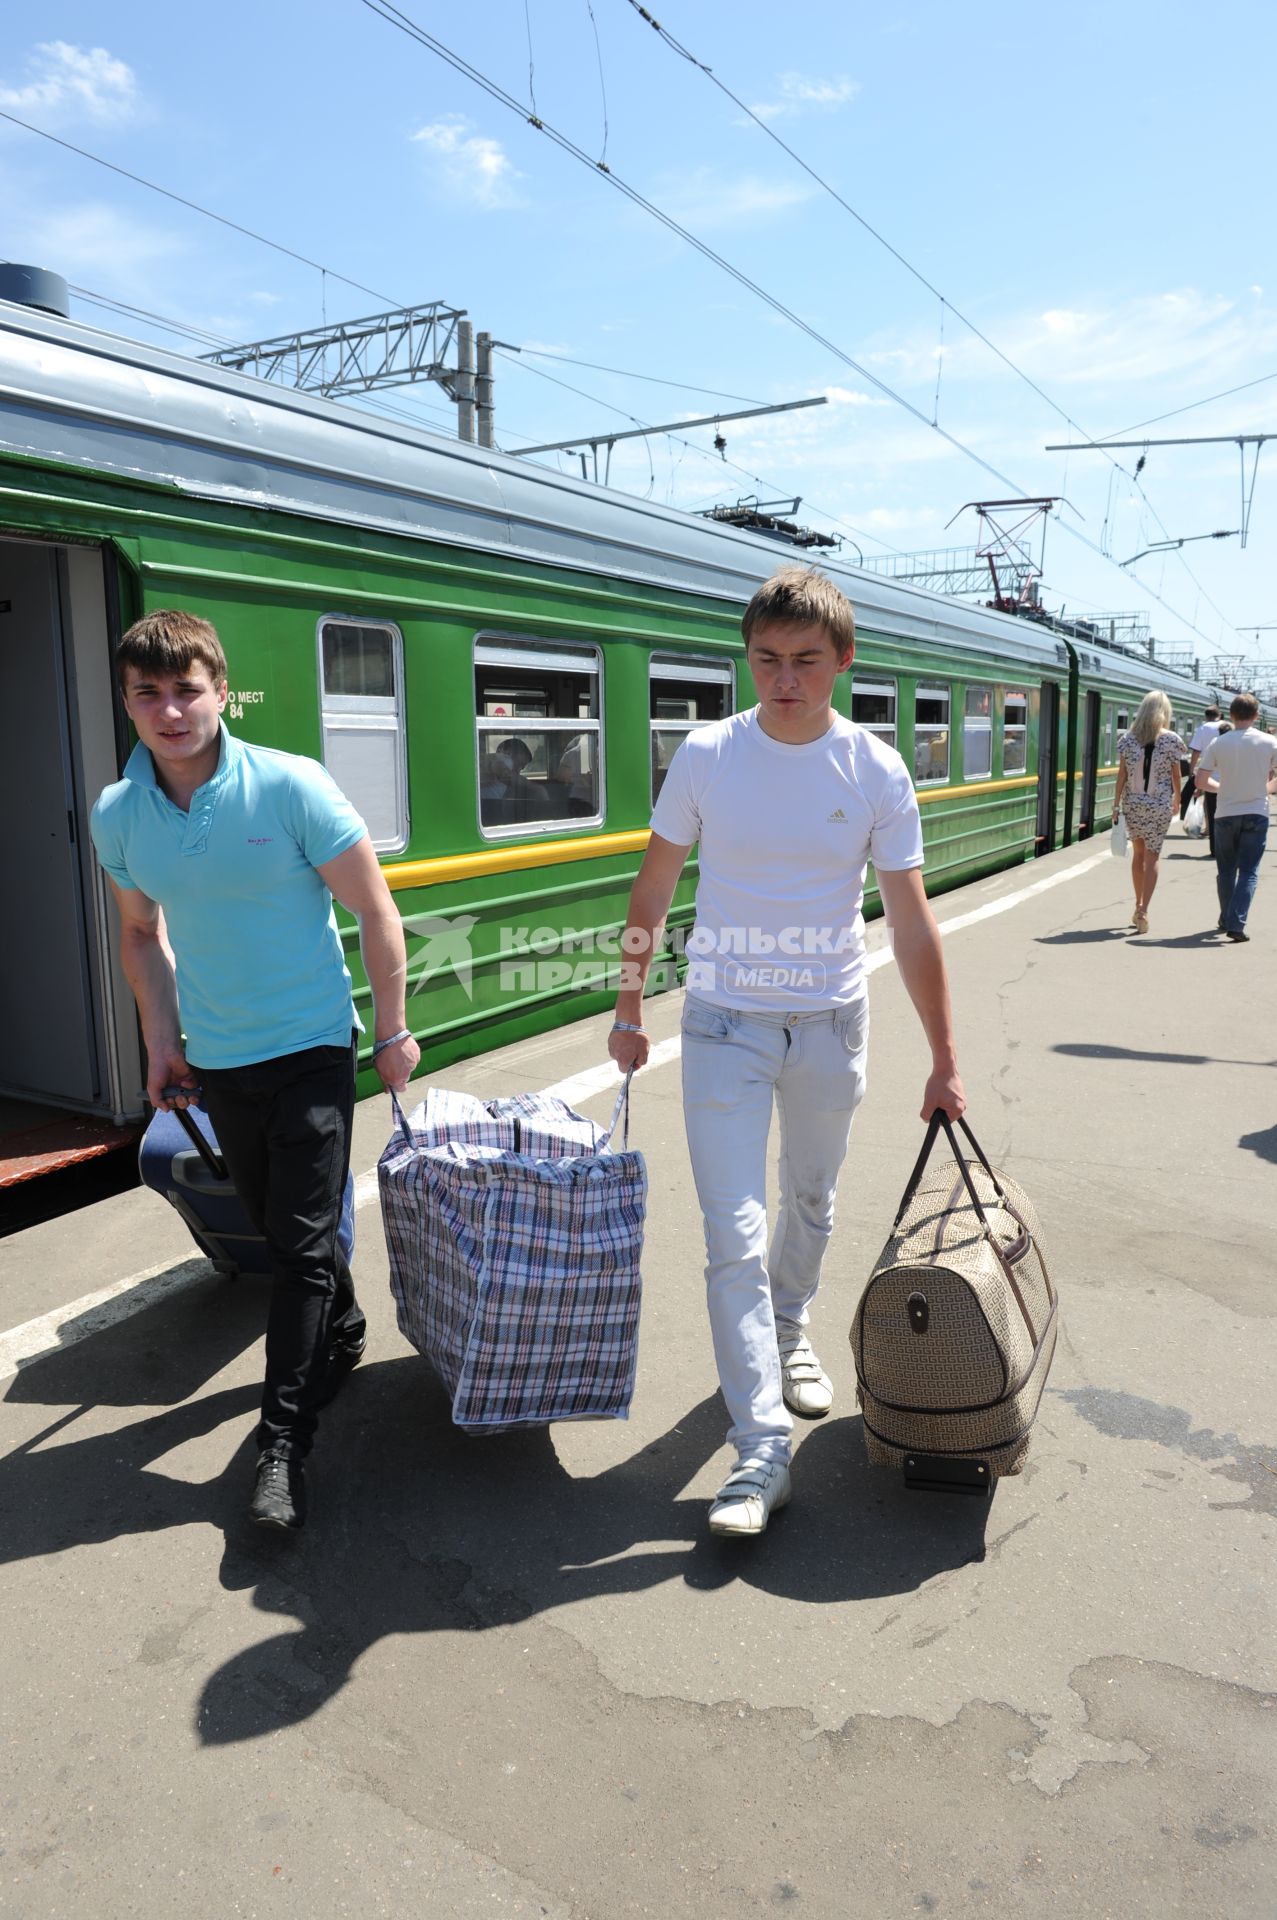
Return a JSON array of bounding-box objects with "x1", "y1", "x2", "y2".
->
[{"x1": 379, "y1": 1073, "x2": 646, "y2": 1430}]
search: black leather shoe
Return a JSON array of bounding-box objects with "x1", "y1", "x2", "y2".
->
[
  {"x1": 250, "y1": 1449, "x2": 307, "y2": 1530},
  {"x1": 1225, "y1": 929, "x2": 1249, "y2": 942},
  {"x1": 313, "y1": 1332, "x2": 368, "y2": 1410}
]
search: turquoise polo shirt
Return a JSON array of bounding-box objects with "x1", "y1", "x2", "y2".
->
[{"x1": 91, "y1": 724, "x2": 368, "y2": 1068}]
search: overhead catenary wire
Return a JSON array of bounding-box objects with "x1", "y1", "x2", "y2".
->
[
  {"x1": 356, "y1": 0, "x2": 1035, "y2": 488},
  {"x1": 621, "y1": 2, "x2": 1247, "y2": 646},
  {"x1": 501, "y1": 348, "x2": 903, "y2": 556},
  {"x1": 0, "y1": 106, "x2": 405, "y2": 311},
  {"x1": 623, "y1": 3, "x2": 1191, "y2": 482},
  {"x1": 1104, "y1": 369, "x2": 1277, "y2": 440},
  {"x1": 4, "y1": 53, "x2": 1235, "y2": 648},
  {"x1": 512, "y1": 345, "x2": 765, "y2": 407},
  {"x1": 585, "y1": 0, "x2": 610, "y2": 167},
  {"x1": 355, "y1": 0, "x2": 1230, "y2": 652},
  {"x1": 68, "y1": 284, "x2": 240, "y2": 351}
]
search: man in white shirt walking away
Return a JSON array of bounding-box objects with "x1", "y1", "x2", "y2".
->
[
  {"x1": 1195, "y1": 692, "x2": 1277, "y2": 942},
  {"x1": 1187, "y1": 705, "x2": 1224, "y2": 847},
  {"x1": 608, "y1": 567, "x2": 965, "y2": 1538}
]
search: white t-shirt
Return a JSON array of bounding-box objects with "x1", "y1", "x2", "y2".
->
[
  {"x1": 1190, "y1": 719, "x2": 1223, "y2": 754},
  {"x1": 650, "y1": 708, "x2": 924, "y2": 1010},
  {"x1": 1197, "y1": 726, "x2": 1277, "y2": 819}
]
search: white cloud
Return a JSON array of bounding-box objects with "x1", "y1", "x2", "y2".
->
[
  {"x1": 411, "y1": 118, "x2": 522, "y2": 209},
  {"x1": 824, "y1": 384, "x2": 887, "y2": 408},
  {"x1": 0, "y1": 41, "x2": 137, "y2": 123},
  {"x1": 20, "y1": 202, "x2": 180, "y2": 282},
  {"x1": 658, "y1": 168, "x2": 814, "y2": 228},
  {"x1": 749, "y1": 73, "x2": 859, "y2": 121}
]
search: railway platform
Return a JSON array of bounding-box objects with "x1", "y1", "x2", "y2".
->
[{"x1": 1, "y1": 814, "x2": 1274, "y2": 1919}]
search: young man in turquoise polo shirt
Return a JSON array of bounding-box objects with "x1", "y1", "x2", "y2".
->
[{"x1": 91, "y1": 609, "x2": 420, "y2": 1531}]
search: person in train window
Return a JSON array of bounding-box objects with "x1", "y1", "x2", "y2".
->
[
  {"x1": 1112, "y1": 691, "x2": 1185, "y2": 936},
  {"x1": 482, "y1": 736, "x2": 554, "y2": 826},
  {"x1": 1194, "y1": 691, "x2": 1277, "y2": 942},
  {"x1": 608, "y1": 567, "x2": 965, "y2": 1539},
  {"x1": 90, "y1": 610, "x2": 421, "y2": 1532}
]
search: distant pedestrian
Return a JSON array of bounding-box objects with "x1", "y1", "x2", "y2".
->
[
  {"x1": 1194, "y1": 693, "x2": 1277, "y2": 942},
  {"x1": 1188, "y1": 705, "x2": 1224, "y2": 845},
  {"x1": 1201, "y1": 722, "x2": 1232, "y2": 855},
  {"x1": 1112, "y1": 691, "x2": 1185, "y2": 935}
]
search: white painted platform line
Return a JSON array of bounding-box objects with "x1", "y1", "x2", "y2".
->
[
  {"x1": 0, "y1": 1257, "x2": 212, "y2": 1383},
  {"x1": 0, "y1": 849, "x2": 1112, "y2": 1381}
]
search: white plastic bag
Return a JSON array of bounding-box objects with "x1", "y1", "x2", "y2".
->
[
  {"x1": 1110, "y1": 813, "x2": 1129, "y2": 858},
  {"x1": 1184, "y1": 794, "x2": 1206, "y2": 838}
]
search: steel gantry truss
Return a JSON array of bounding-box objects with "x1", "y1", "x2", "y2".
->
[
  {"x1": 1044, "y1": 432, "x2": 1270, "y2": 550},
  {"x1": 202, "y1": 303, "x2": 497, "y2": 445},
  {"x1": 858, "y1": 545, "x2": 1036, "y2": 598}
]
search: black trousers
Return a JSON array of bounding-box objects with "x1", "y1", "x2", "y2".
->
[
  {"x1": 191, "y1": 1037, "x2": 364, "y2": 1458},
  {"x1": 1204, "y1": 791, "x2": 1218, "y2": 857}
]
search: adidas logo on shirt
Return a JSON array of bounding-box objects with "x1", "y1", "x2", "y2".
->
[{"x1": 827, "y1": 807, "x2": 848, "y2": 823}]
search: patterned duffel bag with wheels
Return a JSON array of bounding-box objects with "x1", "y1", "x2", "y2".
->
[{"x1": 850, "y1": 1112, "x2": 1058, "y2": 1493}]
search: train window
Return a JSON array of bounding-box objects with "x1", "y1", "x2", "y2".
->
[
  {"x1": 474, "y1": 638, "x2": 603, "y2": 835},
  {"x1": 1116, "y1": 709, "x2": 1129, "y2": 739},
  {"x1": 913, "y1": 685, "x2": 950, "y2": 785},
  {"x1": 963, "y1": 686, "x2": 993, "y2": 779},
  {"x1": 317, "y1": 618, "x2": 408, "y2": 853},
  {"x1": 650, "y1": 656, "x2": 734, "y2": 802},
  {"x1": 1003, "y1": 689, "x2": 1028, "y2": 773},
  {"x1": 852, "y1": 677, "x2": 897, "y2": 748}
]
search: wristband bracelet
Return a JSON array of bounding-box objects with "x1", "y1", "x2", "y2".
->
[
  {"x1": 611, "y1": 1021, "x2": 647, "y2": 1034},
  {"x1": 372, "y1": 1028, "x2": 412, "y2": 1057}
]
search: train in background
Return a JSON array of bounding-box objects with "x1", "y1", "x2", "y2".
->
[{"x1": 0, "y1": 293, "x2": 1244, "y2": 1132}]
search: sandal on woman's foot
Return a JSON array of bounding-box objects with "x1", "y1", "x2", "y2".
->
[{"x1": 1135, "y1": 913, "x2": 1149, "y2": 934}]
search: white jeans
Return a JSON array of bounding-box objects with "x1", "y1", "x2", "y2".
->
[{"x1": 680, "y1": 994, "x2": 870, "y2": 1466}]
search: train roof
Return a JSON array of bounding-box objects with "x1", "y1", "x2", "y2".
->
[{"x1": 0, "y1": 300, "x2": 1214, "y2": 705}]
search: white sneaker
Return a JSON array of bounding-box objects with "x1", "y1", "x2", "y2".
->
[
  {"x1": 778, "y1": 1328, "x2": 833, "y2": 1418},
  {"x1": 708, "y1": 1458, "x2": 792, "y2": 1537}
]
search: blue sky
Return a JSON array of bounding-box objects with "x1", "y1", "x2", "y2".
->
[{"x1": 3, "y1": 1, "x2": 1276, "y2": 674}]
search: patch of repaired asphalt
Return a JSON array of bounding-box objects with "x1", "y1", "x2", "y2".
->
[{"x1": 1054, "y1": 1388, "x2": 1277, "y2": 1515}]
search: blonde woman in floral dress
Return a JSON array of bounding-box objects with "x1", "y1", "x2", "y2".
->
[{"x1": 1113, "y1": 691, "x2": 1185, "y2": 934}]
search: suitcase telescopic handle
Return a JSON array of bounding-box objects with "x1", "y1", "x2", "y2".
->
[
  {"x1": 160, "y1": 1086, "x2": 228, "y2": 1181},
  {"x1": 892, "y1": 1110, "x2": 1009, "y2": 1239}
]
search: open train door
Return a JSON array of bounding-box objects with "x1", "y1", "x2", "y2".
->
[
  {"x1": 1035, "y1": 681, "x2": 1060, "y2": 854},
  {"x1": 0, "y1": 539, "x2": 142, "y2": 1130},
  {"x1": 1077, "y1": 690, "x2": 1101, "y2": 838}
]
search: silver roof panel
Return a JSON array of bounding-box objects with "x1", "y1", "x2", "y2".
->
[{"x1": 0, "y1": 301, "x2": 1212, "y2": 700}]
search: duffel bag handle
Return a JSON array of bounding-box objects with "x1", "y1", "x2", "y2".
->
[
  {"x1": 598, "y1": 1065, "x2": 636, "y2": 1153},
  {"x1": 389, "y1": 1088, "x2": 414, "y2": 1147},
  {"x1": 892, "y1": 1110, "x2": 1008, "y2": 1236}
]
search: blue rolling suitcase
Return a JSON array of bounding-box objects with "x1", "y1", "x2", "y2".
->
[{"x1": 139, "y1": 1098, "x2": 355, "y2": 1278}]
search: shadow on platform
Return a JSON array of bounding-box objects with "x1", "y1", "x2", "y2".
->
[
  {"x1": 1, "y1": 1280, "x2": 995, "y2": 1748},
  {"x1": 193, "y1": 1361, "x2": 994, "y2": 1746},
  {"x1": 1239, "y1": 1122, "x2": 1277, "y2": 1163},
  {"x1": 1033, "y1": 928, "x2": 1131, "y2": 945},
  {"x1": 1054, "y1": 1042, "x2": 1277, "y2": 1070}
]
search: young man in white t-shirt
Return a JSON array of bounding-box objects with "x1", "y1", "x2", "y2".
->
[
  {"x1": 1187, "y1": 706, "x2": 1224, "y2": 842},
  {"x1": 608, "y1": 568, "x2": 965, "y2": 1537}
]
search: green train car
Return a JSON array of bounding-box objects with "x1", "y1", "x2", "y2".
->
[{"x1": 0, "y1": 297, "x2": 1231, "y2": 1128}]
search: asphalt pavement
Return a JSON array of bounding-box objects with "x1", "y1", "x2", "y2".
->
[{"x1": 1, "y1": 816, "x2": 1274, "y2": 1919}]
